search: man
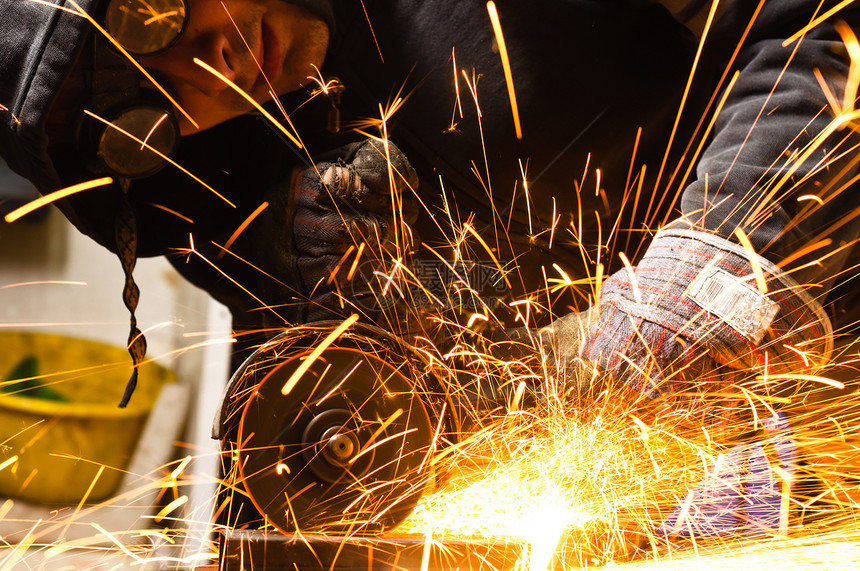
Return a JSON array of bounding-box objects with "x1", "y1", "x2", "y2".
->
[{"x1": 2, "y1": 0, "x2": 859, "y2": 538}]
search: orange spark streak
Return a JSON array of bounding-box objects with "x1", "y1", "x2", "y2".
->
[
  {"x1": 453, "y1": 47, "x2": 464, "y2": 119},
  {"x1": 797, "y1": 194, "x2": 826, "y2": 205},
  {"x1": 91, "y1": 522, "x2": 145, "y2": 561},
  {"x1": 220, "y1": 201, "x2": 270, "y2": 258},
  {"x1": 346, "y1": 242, "x2": 367, "y2": 281},
  {"x1": 487, "y1": 1, "x2": 522, "y2": 139},
  {"x1": 467, "y1": 313, "x2": 489, "y2": 329},
  {"x1": 143, "y1": 10, "x2": 181, "y2": 26},
  {"x1": 222, "y1": 0, "x2": 297, "y2": 124},
  {"x1": 60, "y1": 465, "x2": 105, "y2": 540},
  {"x1": 154, "y1": 495, "x2": 189, "y2": 522},
  {"x1": 83, "y1": 110, "x2": 236, "y2": 207},
  {"x1": 782, "y1": 0, "x2": 857, "y2": 46},
  {"x1": 756, "y1": 373, "x2": 845, "y2": 390},
  {"x1": 349, "y1": 409, "x2": 408, "y2": 465},
  {"x1": 652, "y1": 0, "x2": 720, "y2": 193},
  {"x1": 783, "y1": 344, "x2": 812, "y2": 367},
  {"x1": 193, "y1": 58, "x2": 303, "y2": 148},
  {"x1": 281, "y1": 314, "x2": 359, "y2": 395},
  {"x1": 0, "y1": 280, "x2": 86, "y2": 289},
  {"x1": 186, "y1": 235, "x2": 285, "y2": 321},
  {"x1": 0, "y1": 456, "x2": 17, "y2": 472},
  {"x1": 776, "y1": 238, "x2": 832, "y2": 268},
  {"x1": 315, "y1": 361, "x2": 357, "y2": 406},
  {"x1": 224, "y1": 1, "x2": 267, "y2": 90},
  {"x1": 734, "y1": 227, "x2": 768, "y2": 292},
  {"x1": 378, "y1": 105, "x2": 406, "y2": 251},
  {"x1": 464, "y1": 222, "x2": 513, "y2": 290},
  {"x1": 170, "y1": 456, "x2": 192, "y2": 480},
  {"x1": 659, "y1": 71, "x2": 741, "y2": 224},
  {"x1": 140, "y1": 112, "x2": 169, "y2": 149},
  {"x1": 146, "y1": 202, "x2": 194, "y2": 223},
  {"x1": 835, "y1": 21, "x2": 860, "y2": 114},
  {"x1": 618, "y1": 252, "x2": 641, "y2": 303},
  {"x1": 326, "y1": 245, "x2": 356, "y2": 285},
  {"x1": 4, "y1": 177, "x2": 113, "y2": 222},
  {"x1": 359, "y1": 0, "x2": 384, "y2": 62},
  {"x1": 421, "y1": 534, "x2": 433, "y2": 571}
]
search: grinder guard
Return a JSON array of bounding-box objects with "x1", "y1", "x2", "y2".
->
[{"x1": 213, "y1": 322, "x2": 460, "y2": 535}]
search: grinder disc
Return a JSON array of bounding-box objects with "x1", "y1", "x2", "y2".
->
[{"x1": 234, "y1": 327, "x2": 441, "y2": 535}]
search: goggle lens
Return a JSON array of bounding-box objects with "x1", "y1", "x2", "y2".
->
[{"x1": 104, "y1": 0, "x2": 186, "y2": 57}]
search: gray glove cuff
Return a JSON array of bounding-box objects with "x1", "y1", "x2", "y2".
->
[{"x1": 600, "y1": 228, "x2": 833, "y2": 371}]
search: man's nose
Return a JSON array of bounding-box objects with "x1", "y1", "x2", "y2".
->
[
  {"x1": 192, "y1": 31, "x2": 240, "y2": 96},
  {"x1": 143, "y1": 31, "x2": 241, "y2": 97}
]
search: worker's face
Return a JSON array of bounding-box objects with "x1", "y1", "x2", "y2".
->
[{"x1": 141, "y1": 0, "x2": 329, "y2": 134}]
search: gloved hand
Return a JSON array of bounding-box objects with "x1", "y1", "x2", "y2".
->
[
  {"x1": 257, "y1": 138, "x2": 419, "y2": 323},
  {"x1": 578, "y1": 226, "x2": 833, "y2": 419},
  {"x1": 657, "y1": 412, "x2": 798, "y2": 540}
]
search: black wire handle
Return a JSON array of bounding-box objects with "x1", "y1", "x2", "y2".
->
[{"x1": 115, "y1": 178, "x2": 147, "y2": 407}]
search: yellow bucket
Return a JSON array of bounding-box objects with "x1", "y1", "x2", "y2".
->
[{"x1": 0, "y1": 332, "x2": 175, "y2": 504}]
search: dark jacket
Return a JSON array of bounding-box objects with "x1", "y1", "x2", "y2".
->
[
  {"x1": 0, "y1": 0, "x2": 97, "y2": 227},
  {"x1": 3, "y1": 0, "x2": 859, "y2": 331}
]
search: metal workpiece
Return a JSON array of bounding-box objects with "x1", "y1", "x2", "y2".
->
[{"x1": 218, "y1": 530, "x2": 520, "y2": 571}]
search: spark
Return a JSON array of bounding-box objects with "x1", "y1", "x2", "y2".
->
[
  {"x1": 139, "y1": 112, "x2": 170, "y2": 150},
  {"x1": 359, "y1": 0, "x2": 384, "y2": 62},
  {"x1": 350, "y1": 409, "x2": 405, "y2": 465},
  {"x1": 59, "y1": 465, "x2": 105, "y2": 540},
  {"x1": 0, "y1": 456, "x2": 18, "y2": 472},
  {"x1": 452, "y1": 47, "x2": 464, "y2": 120},
  {"x1": 346, "y1": 242, "x2": 367, "y2": 282},
  {"x1": 145, "y1": 201, "x2": 194, "y2": 223},
  {"x1": 305, "y1": 64, "x2": 342, "y2": 95},
  {"x1": 487, "y1": 1, "x2": 523, "y2": 139},
  {"x1": 797, "y1": 194, "x2": 825, "y2": 205},
  {"x1": 784, "y1": 343, "x2": 812, "y2": 368},
  {"x1": 154, "y1": 495, "x2": 189, "y2": 523},
  {"x1": 91, "y1": 523, "x2": 145, "y2": 562},
  {"x1": 618, "y1": 251, "x2": 641, "y2": 303},
  {"x1": 0, "y1": 281, "x2": 86, "y2": 289},
  {"x1": 220, "y1": 201, "x2": 270, "y2": 258},
  {"x1": 0, "y1": 103, "x2": 20, "y2": 125},
  {"x1": 467, "y1": 313, "x2": 489, "y2": 329},
  {"x1": 193, "y1": 58, "x2": 303, "y2": 148},
  {"x1": 651, "y1": 0, "x2": 721, "y2": 194},
  {"x1": 782, "y1": 0, "x2": 858, "y2": 46},
  {"x1": 281, "y1": 314, "x2": 359, "y2": 395},
  {"x1": 756, "y1": 373, "x2": 845, "y2": 390},
  {"x1": 734, "y1": 227, "x2": 769, "y2": 293},
  {"x1": 143, "y1": 10, "x2": 181, "y2": 26},
  {"x1": 4, "y1": 177, "x2": 113, "y2": 222}
]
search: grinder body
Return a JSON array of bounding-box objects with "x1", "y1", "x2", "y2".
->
[{"x1": 213, "y1": 322, "x2": 461, "y2": 535}]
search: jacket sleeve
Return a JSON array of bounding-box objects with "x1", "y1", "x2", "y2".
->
[{"x1": 680, "y1": 0, "x2": 860, "y2": 292}]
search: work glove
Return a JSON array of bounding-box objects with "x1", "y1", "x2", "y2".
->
[
  {"x1": 257, "y1": 139, "x2": 419, "y2": 323},
  {"x1": 578, "y1": 226, "x2": 833, "y2": 419},
  {"x1": 657, "y1": 412, "x2": 798, "y2": 539},
  {"x1": 564, "y1": 227, "x2": 829, "y2": 540}
]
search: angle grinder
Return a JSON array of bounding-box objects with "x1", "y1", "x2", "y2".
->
[{"x1": 212, "y1": 321, "x2": 463, "y2": 535}]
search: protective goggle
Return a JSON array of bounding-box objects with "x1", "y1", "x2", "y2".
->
[
  {"x1": 80, "y1": 0, "x2": 188, "y2": 179},
  {"x1": 103, "y1": 0, "x2": 187, "y2": 57}
]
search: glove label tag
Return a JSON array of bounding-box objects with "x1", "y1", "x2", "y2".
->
[{"x1": 687, "y1": 268, "x2": 779, "y2": 345}]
